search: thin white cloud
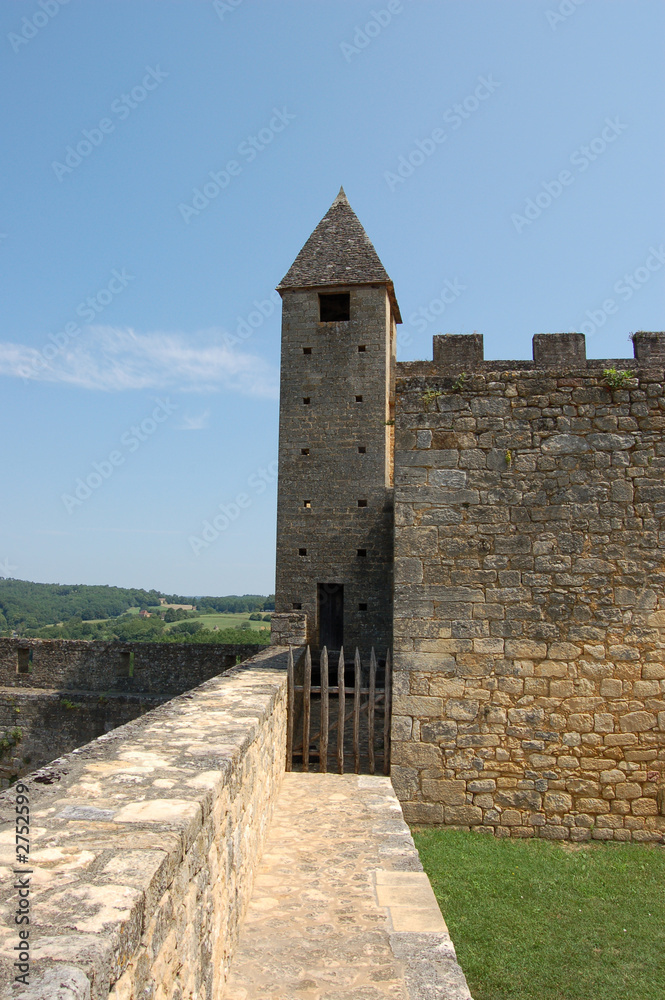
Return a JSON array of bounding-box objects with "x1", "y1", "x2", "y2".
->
[
  {"x1": 0, "y1": 326, "x2": 277, "y2": 398},
  {"x1": 78, "y1": 528, "x2": 183, "y2": 535},
  {"x1": 178, "y1": 409, "x2": 211, "y2": 431}
]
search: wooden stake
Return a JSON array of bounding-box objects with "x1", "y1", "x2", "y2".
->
[
  {"x1": 320, "y1": 645, "x2": 329, "y2": 773},
  {"x1": 337, "y1": 647, "x2": 345, "y2": 774},
  {"x1": 383, "y1": 649, "x2": 392, "y2": 775},
  {"x1": 286, "y1": 646, "x2": 294, "y2": 772},
  {"x1": 353, "y1": 647, "x2": 361, "y2": 774},
  {"x1": 368, "y1": 647, "x2": 376, "y2": 775},
  {"x1": 303, "y1": 645, "x2": 311, "y2": 772}
]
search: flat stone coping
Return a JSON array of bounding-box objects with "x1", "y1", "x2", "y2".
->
[{"x1": 222, "y1": 772, "x2": 472, "y2": 1000}]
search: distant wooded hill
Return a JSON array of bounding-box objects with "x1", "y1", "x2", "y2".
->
[{"x1": 0, "y1": 579, "x2": 274, "y2": 632}]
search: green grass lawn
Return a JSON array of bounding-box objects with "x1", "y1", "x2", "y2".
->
[{"x1": 413, "y1": 828, "x2": 665, "y2": 1000}]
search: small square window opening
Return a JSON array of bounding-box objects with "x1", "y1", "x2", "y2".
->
[
  {"x1": 358, "y1": 603, "x2": 368, "y2": 611},
  {"x1": 301, "y1": 448, "x2": 310, "y2": 455},
  {"x1": 355, "y1": 395, "x2": 363, "y2": 403},
  {"x1": 357, "y1": 549, "x2": 367, "y2": 558},
  {"x1": 293, "y1": 602, "x2": 302, "y2": 610},
  {"x1": 358, "y1": 446, "x2": 366, "y2": 454},
  {"x1": 303, "y1": 500, "x2": 311, "y2": 508},
  {"x1": 319, "y1": 292, "x2": 350, "y2": 322},
  {"x1": 358, "y1": 345, "x2": 366, "y2": 352},
  {"x1": 299, "y1": 548, "x2": 307, "y2": 556},
  {"x1": 358, "y1": 499, "x2": 367, "y2": 508},
  {"x1": 303, "y1": 397, "x2": 310, "y2": 405},
  {"x1": 303, "y1": 347, "x2": 312, "y2": 355}
]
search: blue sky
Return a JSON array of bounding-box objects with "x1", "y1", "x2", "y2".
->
[{"x1": 1, "y1": 0, "x2": 663, "y2": 596}]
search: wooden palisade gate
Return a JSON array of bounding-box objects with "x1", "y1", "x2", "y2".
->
[{"x1": 286, "y1": 646, "x2": 392, "y2": 775}]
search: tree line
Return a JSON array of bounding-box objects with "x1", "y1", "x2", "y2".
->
[
  {"x1": 0, "y1": 578, "x2": 274, "y2": 633},
  {"x1": 24, "y1": 614, "x2": 270, "y2": 646}
]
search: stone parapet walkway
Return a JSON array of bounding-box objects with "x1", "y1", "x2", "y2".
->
[{"x1": 222, "y1": 772, "x2": 472, "y2": 1000}]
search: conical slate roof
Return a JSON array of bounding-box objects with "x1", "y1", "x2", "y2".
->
[{"x1": 278, "y1": 188, "x2": 401, "y2": 320}]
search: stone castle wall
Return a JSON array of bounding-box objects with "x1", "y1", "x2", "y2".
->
[
  {"x1": 0, "y1": 688, "x2": 165, "y2": 787},
  {"x1": 391, "y1": 334, "x2": 665, "y2": 842},
  {"x1": 0, "y1": 638, "x2": 257, "y2": 693},
  {"x1": 0, "y1": 639, "x2": 259, "y2": 783},
  {"x1": 0, "y1": 647, "x2": 290, "y2": 1000}
]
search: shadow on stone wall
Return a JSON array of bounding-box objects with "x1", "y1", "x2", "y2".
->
[{"x1": 0, "y1": 639, "x2": 260, "y2": 784}]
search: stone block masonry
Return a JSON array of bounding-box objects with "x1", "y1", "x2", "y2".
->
[
  {"x1": 0, "y1": 688, "x2": 165, "y2": 788},
  {"x1": 275, "y1": 284, "x2": 395, "y2": 657},
  {"x1": 222, "y1": 773, "x2": 472, "y2": 1000},
  {"x1": 0, "y1": 638, "x2": 258, "y2": 694},
  {"x1": 275, "y1": 189, "x2": 400, "y2": 658},
  {"x1": 0, "y1": 647, "x2": 289, "y2": 1000},
  {"x1": 391, "y1": 335, "x2": 665, "y2": 842},
  {"x1": 0, "y1": 639, "x2": 259, "y2": 784}
]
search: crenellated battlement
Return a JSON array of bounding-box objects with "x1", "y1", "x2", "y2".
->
[{"x1": 397, "y1": 330, "x2": 665, "y2": 377}]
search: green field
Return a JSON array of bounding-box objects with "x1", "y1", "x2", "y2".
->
[
  {"x1": 414, "y1": 828, "x2": 665, "y2": 1000},
  {"x1": 32, "y1": 609, "x2": 271, "y2": 642},
  {"x1": 166, "y1": 612, "x2": 269, "y2": 632},
  {"x1": 43, "y1": 610, "x2": 269, "y2": 631}
]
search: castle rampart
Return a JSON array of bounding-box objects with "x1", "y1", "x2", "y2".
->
[
  {"x1": 0, "y1": 638, "x2": 257, "y2": 694},
  {"x1": 0, "y1": 639, "x2": 259, "y2": 784},
  {"x1": 0, "y1": 647, "x2": 290, "y2": 999}
]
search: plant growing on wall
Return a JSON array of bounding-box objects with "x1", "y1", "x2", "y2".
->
[
  {"x1": 602, "y1": 368, "x2": 634, "y2": 389},
  {"x1": 60, "y1": 698, "x2": 82, "y2": 711},
  {"x1": 451, "y1": 372, "x2": 468, "y2": 393},
  {"x1": 0, "y1": 727, "x2": 22, "y2": 758}
]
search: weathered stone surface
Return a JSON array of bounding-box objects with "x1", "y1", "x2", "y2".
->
[
  {"x1": 444, "y1": 805, "x2": 483, "y2": 825},
  {"x1": 620, "y1": 711, "x2": 657, "y2": 733},
  {"x1": 392, "y1": 359, "x2": 665, "y2": 842},
  {"x1": 12, "y1": 965, "x2": 91, "y2": 1000},
  {"x1": 631, "y1": 797, "x2": 658, "y2": 816},
  {"x1": 587, "y1": 432, "x2": 634, "y2": 450},
  {"x1": 615, "y1": 782, "x2": 642, "y2": 800},
  {"x1": 446, "y1": 699, "x2": 479, "y2": 721},
  {"x1": 467, "y1": 779, "x2": 496, "y2": 793},
  {"x1": 496, "y1": 789, "x2": 542, "y2": 811},
  {"x1": 222, "y1": 773, "x2": 473, "y2": 1000},
  {"x1": 0, "y1": 638, "x2": 261, "y2": 784},
  {"x1": 541, "y1": 434, "x2": 590, "y2": 454},
  {"x1": 270, "y1": 611, "x2": 307, "y2": 646},
  {"x1": 543, "y1": 791, "x2": 572, "y2": 813},
  {"x1": 0, "y1": 648, "x2": 290, "y2": 999},
  {"x1": 421, "y1": 720, "x2": 458, "y2": 743},
  {"x1": 422, "y1": 779, "x2": 466, "y2": 805},
  {"x1": 429, "y1": 469, "x2": 468, "y2": 488}
]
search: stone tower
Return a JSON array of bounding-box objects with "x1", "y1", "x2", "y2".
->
[{"x1": 274, "y1": 188, "x2": 401, "y2": 656}]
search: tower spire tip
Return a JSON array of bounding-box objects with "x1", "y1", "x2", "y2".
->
[{"x1": 333, "y1": 186, "x2": 349, "y2": 206}]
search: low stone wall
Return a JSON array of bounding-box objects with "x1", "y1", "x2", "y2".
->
[
  {"x1": 0, "y1": 689, "x2": 166, "y2": 787},
  {"x1": 0, "y1": 639, "x2": 259, "y2": 693},
  {"x1": 0, "y1": 640, "x2": 261, "y2": 785},
  {"x1": 392, "y1": 362, "x2": 665, "y2": 842},
  {"x1": 0, "y1": 646, "x2": 290, "y2": 999}
]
